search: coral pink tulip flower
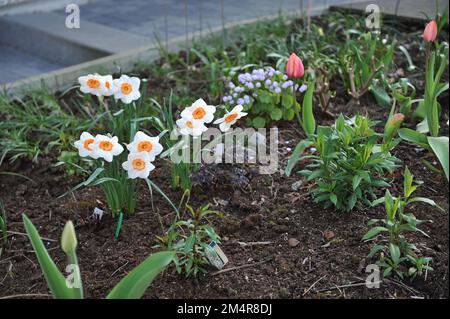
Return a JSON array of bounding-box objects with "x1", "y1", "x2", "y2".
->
[
  {"x1": 423, "y1": 20, "x2": 438, "y2": 42},
  {"x1": 286, "y1": 53, "x2": 304, "y2": 78}
]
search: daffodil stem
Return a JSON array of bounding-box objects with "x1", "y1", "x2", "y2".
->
[{"x1": 114, "y1": 212, "x2": 124, "y2": 240}]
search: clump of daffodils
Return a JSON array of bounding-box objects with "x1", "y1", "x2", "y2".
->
[
  {"x1": 72, "y1": 73, "x2": 179, "y2": 217},
  {"x1": 78, "y1": 74, "x2": 141, "y2": 103},
  {"x1": 176, "y1": 98, "x2": 247, "y2": 134},
  {"x1": 74, "y1": 72, "x2": 249, "y2": 207},
  {"x1": 74, "y1": 131, "x2": 163, "y2": 179}
]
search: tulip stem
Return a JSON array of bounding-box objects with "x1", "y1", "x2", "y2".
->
[{"x1": 292, "y1": 79, "x2": 303, "y2": 129}]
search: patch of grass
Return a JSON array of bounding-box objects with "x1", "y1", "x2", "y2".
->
[{"x1": 0, "y1": 87, "x2": 90, "y2": 165}]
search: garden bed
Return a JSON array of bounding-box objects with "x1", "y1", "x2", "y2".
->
[{"x1": 0, "y1": 12, "x2": 448, "y2": 299}]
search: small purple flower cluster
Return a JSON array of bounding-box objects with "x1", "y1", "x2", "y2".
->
[{"x1": 223, "y1": 67, "x2": 307, "y2": 106}]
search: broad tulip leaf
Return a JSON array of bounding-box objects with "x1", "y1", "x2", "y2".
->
[
  {"x1": 427, "y1": 136, "x2": 449, "y2": 181},
  {"x1": 107, "y1": 251, "x2": 175, "y2": 299},
  {"x1": 398, "y1": 128, "x2": 431, "y2": 150},
  {"x1": 22, "y1": 214, "x2": 77, "y2": 299},
  {"x1": 302, "y1": 82, "x2": 316, "y2": 137}
]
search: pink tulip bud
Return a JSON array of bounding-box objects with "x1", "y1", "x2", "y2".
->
[
  {"x1": 423, "y1": 20, "x2": 438, "y2": 42},
  {"x1": 384, "y1": 113, "x2": 405, "y2": 142},
  {"x1": 389, "y1": 113, "x2": 405, "y2": 126},
  {"x1": 286, "y1": 53, "x2": 304, "y2": 78}
]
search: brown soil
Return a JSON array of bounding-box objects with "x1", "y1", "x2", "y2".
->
[
  {"x1": 0, "y1": 101, "x2": 448, "y2": 299},
  {"x1": 0, "y1": 16, "x2": 448, "y2": 300}
]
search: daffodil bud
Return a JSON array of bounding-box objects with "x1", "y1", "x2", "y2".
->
[{"x1": 61, "y1": 221, "x2": 77, "y2": 254}]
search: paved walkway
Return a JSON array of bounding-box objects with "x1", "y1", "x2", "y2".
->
[
  {"x1": 0, "y1": 0, "x2": 445, "y2": 87},
  {"x1": 0, "y1": 0, "x2": 351, "y2": 85},
  {"x1": 76, "y1": 0, "x2": 340, "y2": 39}
]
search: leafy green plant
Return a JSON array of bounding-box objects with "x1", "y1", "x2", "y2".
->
[
  {"x1": 64, "y1": 75, "x2": 178, "y2": 220},
  {"x1": 399, "y1": 30, "x2": 449, "y2": 180},
  {"x1": 390, "y1": 78, "x2": 418, "y2": 117},
  {"x1": 156, "y1": 204, "x2": 221, "y2": 277},
  {"x1": 143, "y1": 94, "x2": 197, "y2": 191},
  {"x1": 56, "y1": 150, "x2": 90, "y2": 177},
  {"x1": 339, "y1": 31, "x2": 396, "y2": 108},
  {"x1": 22, "y1": 214, "x2": 174, "y2": 299},
  {"x1": 222, "y1": 67, "x2": 305, "y2": 128},
  {"x1": 287, "y1": 90, "x2": 401, "y2": 211},
  {"x1": 362, "y1": 167, "x2": 441, "y2": 279}
]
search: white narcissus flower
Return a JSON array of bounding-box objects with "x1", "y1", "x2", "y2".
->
[
  {"x1": 78, "y1": 74, "x2": 104, "y2": 96},
  {"x1": 127, "y1": 131, "x2": 163, "y2": 161},
  {"x1": 214, "y1": 104, "x2": 247, "y2": 132},
  {"x1": 100, "y1": 75, "x2": 117, "y2": 96},
  {"x1": 74, "y1": 132, "x2": 96, "y2": 158},
  {"x1": 91, "y1": 134, "x2": 124, "y2": 162},
  {"x1": 180, "y1": 98, "x2": 216, "y2": 123},
  {"x1": 122, "y1": 151, "x2": 155, "y2": 179},
  {"x1": 113, "y1": 75, "x2": 141, "y2": 104},
  {"x1": 176, "y1": 118, "x2": 208, "y2": 138}
]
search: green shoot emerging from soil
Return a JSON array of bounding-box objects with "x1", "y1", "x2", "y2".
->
[
  {"x1": 157, "y1": 203, "x2": 222, "y2": 277},
  {"x1": 363, "y1": 167, "x2": 443, "y2": 279}
]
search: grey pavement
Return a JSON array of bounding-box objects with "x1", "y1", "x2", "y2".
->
[
  {"x1": 0, "y1": 0, "x2": 444, "y2": 87},
  {"x1": 0, "y1": 0, "x2": 347, "y2": 85}
]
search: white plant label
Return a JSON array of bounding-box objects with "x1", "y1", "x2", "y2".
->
[{"x1": 205, "y1": 241, "x2": 228, "y2": 269}]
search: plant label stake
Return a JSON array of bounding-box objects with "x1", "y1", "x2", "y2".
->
[
  {"x1": 114, "y1": 212, "x2": 124, "y2": 240},
  {"x1": 92, "y1": 207, "x2": 104, "y2": 221},
  {"x1": 205, "y1": 241, "x2": 228, "y2": 269}
]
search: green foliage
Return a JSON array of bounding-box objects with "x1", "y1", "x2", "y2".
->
[
  {"x1": 421, "y1": 43, "x2": 448, "y2": 137},
  {"x1": 0, "y1": 88, "x2": 89, "y2": 165},
  {"x1": 338, "y1": 31, "x2": 396, "y2": 106},
  {"x1": 22, "y1": 214, "x2": 174, "y2": 299},
  {"x1": 288, "y1": 114, "x2": 401, "y2": 212},
  {"x1": 56, "y1": 151, "x2": 90, "y2": 177},
  {"x1": 398, "y1": 41, "x2": 449, "y2": 181},
  {"x1": 23, "y1": 214, "x2": 80, "y2": 299},
  {"x1": 390, "y1": 78, "x2": 417, "y2": 117},
  {"x1": 143, "y1": 93, "x2": 197, "y2": 191},
  {"x1": 106, "y1": 251, "x2": 175, "y2": 299},
  {"x1": 223, "y1": 67, "x2": 302, "y2": 128},
  {"x1": 63, "y1": 80, "x2": 177, "y2": 218},
  {"x1": 427, "y1": 136, "x2": 449, "y2": 181},
  {"x1": 362, "y1": 167, "x2": 441, "y2": 279},
  {"x1": 157, "y1": 204, "x2": 221, "y2": 277},
  {"x1": 301, "y1": 82, "x2": 316, "y2": 137}
]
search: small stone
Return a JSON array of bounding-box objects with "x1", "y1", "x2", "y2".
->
[
  {"x1": 291, "y1": 180, "x2": 303, "y2": 191},
  {"x1": 278, "y1": 287, "x2": 290, "y2": 299},
  {"x1": 323, "y1": 230, "x2": 335, "y2": 241},
  {"x1": 288, "y1": 238, "x2": 300, "y2": 247},
  {"x1": 15, "y1": 184, "x2": 27, "y2": 196},
  {"x1": 215, "y1": 198, "x2": 229, "y2": 206}
]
